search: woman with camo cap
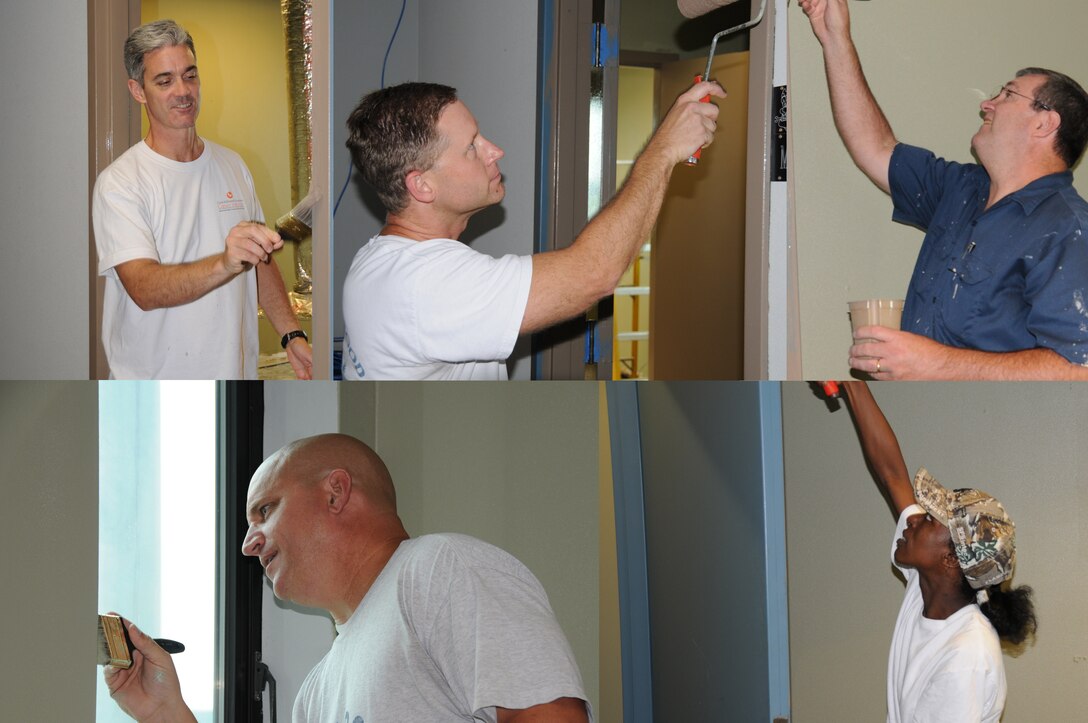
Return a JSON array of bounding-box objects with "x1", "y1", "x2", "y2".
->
[{"x1": 839, "y1": 381, "x2": 1037, "y2": 723}]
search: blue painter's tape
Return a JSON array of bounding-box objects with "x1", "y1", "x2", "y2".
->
[{"x1": 598, "y1": 23, "x2": 619, "y2": 67}]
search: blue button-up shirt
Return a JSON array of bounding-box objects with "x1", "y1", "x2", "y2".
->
[{"x1": 890, "y1": 143, "x2": 1088, "y2": 364}]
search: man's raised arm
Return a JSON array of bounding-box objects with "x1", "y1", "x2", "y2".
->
[
  {"x1": 519, "y1": 80, "x2": 726, "y2": 335},
  {"x1": 799, "y1": 0, "x2": 896, "y2": 192}
]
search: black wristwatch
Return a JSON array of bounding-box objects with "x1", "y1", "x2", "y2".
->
[{"x1": 281, "y1": 329, "x2": 308, "y2": 348}]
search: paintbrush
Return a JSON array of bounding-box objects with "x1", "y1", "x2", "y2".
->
[
  {"x1": 97, "y1": 613, "x2": 185, "y2": 669},
  {"x1": 274, "y1": 186, "x2": 322, "y2": 242}
]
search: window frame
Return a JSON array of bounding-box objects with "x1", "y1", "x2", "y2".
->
[{"x1": 217, "y1": 381, "x2": 266, "y2": 723}]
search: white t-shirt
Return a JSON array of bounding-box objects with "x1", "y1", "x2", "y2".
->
[
  {"x1": 341, "y1": 235, "x2": 533, "y2": 380},
  {"x1": 93, "y1": 139, "x2": 261, "y2": 379},
  {"x1": 887, "y1": 505, "x2": 1006, "y2": 723},
  {"x1": 293, "y1": 534, "x2": 590, "y2": 723}
]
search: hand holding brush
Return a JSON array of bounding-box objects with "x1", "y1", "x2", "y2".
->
[{"x1": 100, "y1": 616, "x2": 196, "y2": 723}]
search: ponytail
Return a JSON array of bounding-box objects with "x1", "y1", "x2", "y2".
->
[{"x1": 978, "y1": 584, "x2": 1037, "y2": 645}]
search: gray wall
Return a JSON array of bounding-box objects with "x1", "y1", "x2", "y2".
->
[
  {"x1": 636, "y1": 382, "x2": 773, "y2": 721},
  {"x1": 0, "y1": 383, "x2": 99, "y2": 717},
  {"x1": 332, "y1": 0, "x2": 539, "y2": 378},
  {"x1": 260, "y1": 381, "x2": 342, "y2": 723},
  {"x1": 0, "y1": 4, "x2": 90, "y2": 378},
  {"x1": 783, "y1": 382, "x2": 1088, "y2": 721},
  {"x1": 339, "y1": 381, "x2": 601, "y2": 714},
  {"x1": 789, "y1": 0, "x2": 1088, "y2": 377},
  {"x1": 331, "y1": 0, "x2": 420, "y2": 368}
]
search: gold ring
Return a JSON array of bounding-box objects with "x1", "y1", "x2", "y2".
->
[{"x1": 876, "y1": 359, "x2": 882, "y2": 374}]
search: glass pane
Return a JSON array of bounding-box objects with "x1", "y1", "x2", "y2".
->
[{"x1": 97, "y1": 381, "x2": 218, "y2": 722}]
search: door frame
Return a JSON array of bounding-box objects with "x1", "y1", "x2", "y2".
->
[
  {"x1": 606, "y1": 381, "x2": 791, "y2": 721},
  {"x1": 87, "y1": 0, "x2": 139, "y2": 379},
  {"x1": 534, "y1": 0, "x2": 619, "y2": 379}
]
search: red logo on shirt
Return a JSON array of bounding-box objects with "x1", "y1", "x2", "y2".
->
[{"x1": 219, "y1": 189, "x2": 244, "y2": 212}]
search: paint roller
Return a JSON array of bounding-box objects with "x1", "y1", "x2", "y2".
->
[
  {"x1": 677, "y1": 0, "x2": 768, "y2": 165},
  {"x1": 679, "y1": 0, "x2": 870, "y2": 164}
]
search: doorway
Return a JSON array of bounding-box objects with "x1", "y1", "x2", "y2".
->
[
  {"x1": 606, "y1": 381, "x2": 790, "y2": 721},
  {"x1": 612, "y1": 51, "x2": 748, "y2": 380},
  {"x1": 534, "y1": 0, "x2": 771, "y2": 379}
]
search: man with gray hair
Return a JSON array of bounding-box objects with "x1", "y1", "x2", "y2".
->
[{"x1": 92, "y1": 19, "x2": 312, "y2": 379}]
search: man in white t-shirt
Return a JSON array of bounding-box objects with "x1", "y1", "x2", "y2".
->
[
  {"x1": 837, "y1": 381, "x2": 1037, "y2": 722},
  {"x1": 104, "y1": 434, "x2": 591, "y2": 723},
  {"x1": 92, "y1": 20, "x2": 312, "y2": 379},
  {"x1": 340, "y1": 79, "x2": 726, "y2": 380}
]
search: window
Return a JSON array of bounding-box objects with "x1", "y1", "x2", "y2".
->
[{"x1": 97, "y1": 382, "x2": 218, "y2": 721}]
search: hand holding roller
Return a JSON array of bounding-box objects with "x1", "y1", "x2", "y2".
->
[
  {"x1": 684, "y1": 75, "x2": 713, "y2": 166},
  {"x1": 680, "y1": 0, "x2": 768, "y2": 166}
]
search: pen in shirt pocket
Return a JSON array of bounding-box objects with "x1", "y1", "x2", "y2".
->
[{"x1": 952, "y1": 241, "x2": 977, "y2": 299}]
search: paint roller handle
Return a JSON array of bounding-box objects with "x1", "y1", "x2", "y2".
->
[{"x1": 684, "y1": 75, "x2": 713, "y2": 166}]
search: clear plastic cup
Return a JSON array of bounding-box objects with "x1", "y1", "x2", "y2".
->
[{"x1": 848, "y1": 299, "x2": 904, "y2": 343}]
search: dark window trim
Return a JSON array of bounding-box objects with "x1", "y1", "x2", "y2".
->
[{"x1": 217, "y1": 381, "x2": 266, "y2": 723}]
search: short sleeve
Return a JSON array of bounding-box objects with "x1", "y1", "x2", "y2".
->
[
  {"x1": 407, "y1": 540, "x2": 587, "y2": 723},
  {"x1": 1021, "y1": 220, "x2": 1088, "y2": 364},
  {"x1": 908, "y1": 664, "x2": 995, "y2": 723},
  {"x1": 92, "y1": 169, "x2": 161, "y2": 276},
  {"x1": 889, "y1": 144, "x2": 978, "y2": 232},
  {"x1": 411, "y1": 248, "x2": 532, "y2": 363}
]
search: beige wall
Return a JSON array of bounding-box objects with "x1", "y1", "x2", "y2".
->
[
  {"x1": 783, "y1": 382, "x2": 1088, "y2": 721},
  {"x1": 789, "y1": 1, "x2": 1088, "y2": 378},
  {"x1": 339, "y1": 382, "x2": 601, "y2": 715},
  {"x1": 598, "y1": 384, "x2": 623, "y2": 723},
  {"x1": 1, "y1": 383, "x2": 99, "y2": 717}
]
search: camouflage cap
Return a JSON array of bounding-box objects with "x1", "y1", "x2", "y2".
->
[{"x1": 912, "y1": 468, "x2": 1016, "y2": 590}]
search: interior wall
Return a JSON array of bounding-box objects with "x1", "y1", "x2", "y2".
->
[
  {"x1": 598, "y1": 384, "x2": 623, "y2": 723},
  {"x1": 339, "y1": 381, "x2": 601, "y2": 716},
  {"x1": 789, "y1": 0, "x2": 1088, "y2": 378},
  {"x1": 330, "y1": 0, "x2": 419, "y2": 373},
  {"x1": 783, "y1": 382, "x2": 1088, "y2": 721},
  {"x1": 634, "y1": 382, "x2": 773, "y2": 720},
  {"x1": 0, "y1": 2, "x2": 89, "y2": 378},
  {"x1": 260, "y1": 381, "x2": 341, "y2": 723},
  {"x1": 144, "y1": 0, "x2": 298, "y2": 355},
  {"x1": 1, "y1": 383, "x2": 98, "y2": 716},
  {"x1": 417, "y1": 0, "x2": 539, "y2": 379}
]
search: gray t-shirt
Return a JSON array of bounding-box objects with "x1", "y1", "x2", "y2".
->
[{"x1": 292, "y1": 533, "x2": 589, "y2": 722}]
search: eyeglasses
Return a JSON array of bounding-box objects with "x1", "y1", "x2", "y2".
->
[{"x1": 991, "y1": 84, "x2": 1053, "y2": 112}]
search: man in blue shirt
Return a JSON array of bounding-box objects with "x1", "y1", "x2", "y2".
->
[{"x1": 801, "y1": 0, "x2": 1088, "y2": 379}]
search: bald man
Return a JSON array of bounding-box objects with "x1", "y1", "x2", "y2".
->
[{"x1": 105, "y1": 434, "x2": 590, "y2": 722}]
